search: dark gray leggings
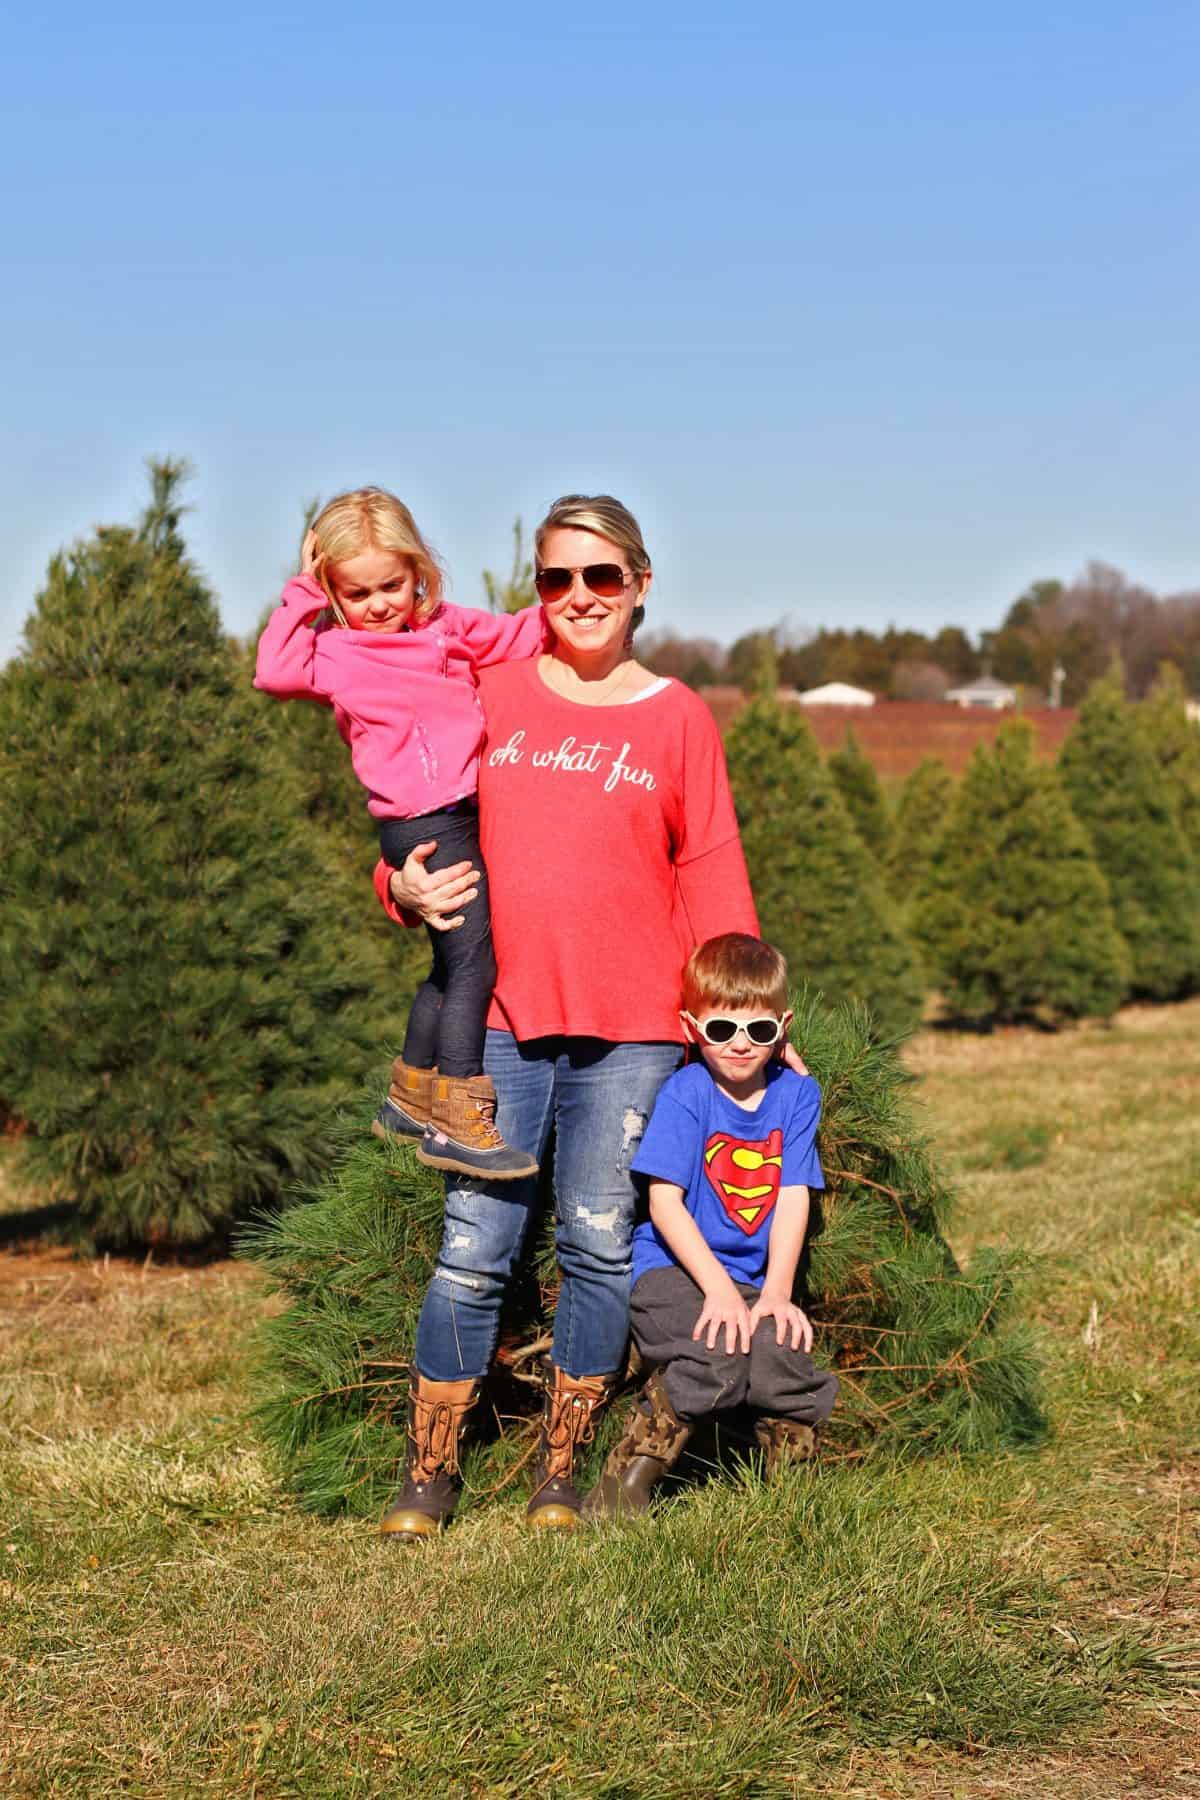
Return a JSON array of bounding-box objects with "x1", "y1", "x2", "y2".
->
[
  {"x1": 631, "y1": 1264, "x2": 839, "y2": 1425},
  {"x1": 378, "y1": 803, "x2": 497, "y2": 1079}
]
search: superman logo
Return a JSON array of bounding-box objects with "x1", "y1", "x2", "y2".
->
[{"x1": 703, "y1": 1128, "x2": 783, "y2": 1235}]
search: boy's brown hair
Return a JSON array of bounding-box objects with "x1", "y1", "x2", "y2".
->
[{"x1": 681, "y1": 933, "x2": 789, "y2": 1017}]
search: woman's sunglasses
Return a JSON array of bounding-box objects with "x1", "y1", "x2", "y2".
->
[
  {"x1": 683, "y1": 1012, "x2": 788, "y2": 1047},
  {"x1": 534, "y1": 563, "x2": 633, "y2": 604}
]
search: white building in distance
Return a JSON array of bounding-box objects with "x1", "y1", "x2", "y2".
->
[
  {"x1": 795, "y1": 681, "x2": 876, "y2": 707},
  {"x1": 945, "y1": 676, "x2": 1017, "y2": 711}
]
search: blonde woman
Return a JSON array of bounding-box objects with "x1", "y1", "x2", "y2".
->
[
  {"x1": 371, "y1": 493, "x2": 766, "y2": 1540},
  {"x1": 254, "y1": 486, "x2": 547, "y2": 1180}
]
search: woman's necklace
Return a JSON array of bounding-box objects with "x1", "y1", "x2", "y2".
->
[{"x1": 542, "y1": 654, "x2": 636, "y2": 706}]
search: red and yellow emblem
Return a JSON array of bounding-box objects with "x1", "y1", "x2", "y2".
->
[{"x1": 703, "y1": 1128, "x2": 783, "y2": 1235}]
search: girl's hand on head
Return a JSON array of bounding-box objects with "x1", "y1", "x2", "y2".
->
[
  {"x1": 388, "y1": 841, "x2": 480, "y2": 932},
  {"x1": 301, "y1": 528, "x2": 321, "y2": 574}
]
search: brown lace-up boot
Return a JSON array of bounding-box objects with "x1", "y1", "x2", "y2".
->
[
  {"x1": 371, "y1": 1058, "x2": 436, "y2": 1142},
  {"x1": 526, "y1": 1360, "x2": 618, "y2": 1529},
  {"x1": 581, "y1": 1369, "x2": 692, "y2": 1521},
  {"x1": 379, "y1": 1371, "x2": 480, "y2": 1543},
  {"x1": 416, "y1": 1074, "x2": 539, "y2": 1181},
  {"x1": 754, "y1": 1416, "x2": 817, "y2": 1476}
]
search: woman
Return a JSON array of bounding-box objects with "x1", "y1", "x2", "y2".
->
[{"x1": 372, "y1": 494, "x2": 761, "y2": 1540}]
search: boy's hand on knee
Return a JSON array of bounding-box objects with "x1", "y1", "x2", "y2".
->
[
  {"x1": 694, "y1": 1279, "x2": 753, "y2": 1355},
  {"x1": 749, "y1": 1290, "x2": 814, "y2": 1352}
]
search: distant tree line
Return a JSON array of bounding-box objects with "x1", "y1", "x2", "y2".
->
[{"x1": 640, "y1": 563, "x2": 1200, "y2": 704}]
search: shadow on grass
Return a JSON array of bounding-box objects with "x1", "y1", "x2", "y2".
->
[{"x1": 0, "y1": 1198, "x2": 82, "y2": 1248}]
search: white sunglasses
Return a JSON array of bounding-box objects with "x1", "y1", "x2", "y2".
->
[{"x1": 683, "y1": 1011, "x2": 788, "y2": 1048}]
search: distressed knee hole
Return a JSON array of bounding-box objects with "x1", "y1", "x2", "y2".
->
[
  {"x1": 574, "y1": 1202, "x2": 622, "y2": 1236},
  {"x1": 433, "y1": 1267, "x2": 484, "y2": 1293}
]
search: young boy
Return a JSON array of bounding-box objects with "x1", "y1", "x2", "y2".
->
[{"x1": 583, "y1": 933, "x2": 838, "y2": 1519}]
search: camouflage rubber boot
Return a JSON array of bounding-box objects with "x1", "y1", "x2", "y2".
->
[
  {"x1": 416, "y1": 1074, "x2": 539, "y2": 1181},
  {"x1": 371, "y1": 1058, "x2": 436, "y2": 1142},
  {"x1": 379, "y1": 1371, "x2": 480, "y2": 1544},
  {"x1": 581, "y1": 1370, "x2": 692, "y2": 1521},
  {"x1": 754, "y1": 1416, "x2": 817, "y2": 1477},
  {"x1": 526, "y1": 1360, "x2": 618, "y2": 1530}
]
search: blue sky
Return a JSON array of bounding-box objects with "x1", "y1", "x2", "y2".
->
[{"x1": 3, "y1": 1, "x2": 1197, "y2": 663}]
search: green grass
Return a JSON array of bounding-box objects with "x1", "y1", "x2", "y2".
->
[{"x1": 2, "y1": 1002, "x2": 1198, "y2": 1796}]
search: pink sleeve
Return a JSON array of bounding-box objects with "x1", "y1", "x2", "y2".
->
[
  {"x1": 253, "y1": 576, "x2": 333, "y2": 701},
  {"x1": 673, "y1": 701, "x2": 759, "y2": 945},
  {"x1": 444, "y1": 601, "x2": 549, "y2": 669}
]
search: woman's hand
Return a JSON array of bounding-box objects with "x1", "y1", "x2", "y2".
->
[
  {"x1": 747, "y1": 1290, "x2": 814, "y2": 1352},
  {"x1": 301, "y1": 527, "x2": 321, "y2": 574},
  {"x1": 779, "y1": 1040, "x2": 810, "y2": 1078},
  {"x1": 388, "y1": 841, "x2": 480, "y2": 932},
  {"x1": 694, "y1": 1279, "x2": 753, "y2": 1355}
]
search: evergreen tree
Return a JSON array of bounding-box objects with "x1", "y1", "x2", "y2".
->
[
  {"x1": 913, "y1": 723, "x2": 1129, "y2": 1024},
  {"x1": 0, "y1": 464, "x2": 397, "y2": 1248},
  {"x1": 886, "y1": 757, "x2": 954, "y2": 902},
  {"x1": 1138, "y1": 663, "x2": 1200, "y2": 864},
  {"x1": 244, "y1": 994, "x2": 1044, "y2": 1516},
  {"x1": 483, "y1": 518, "x2": 537, "y2": 614},
  {"x1": 724, "y1": 700, "x2": 924, "y2": 1039},
  {"x1": 1059, "y1": 672, "x2": 1200, "y2": 1000},
  {"x1": 827, "y1": 727, "x2": 891, "y2": 861}
]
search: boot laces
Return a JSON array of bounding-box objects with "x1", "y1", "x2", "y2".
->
[
  {"x1": 411, "y1": 1396, "x2": 469, "y2": 1483},
  {"x1": 467, "y1": 1088, "x2": 505, "y2": 1150},
  {"x1": 539, "y1": 1384, "x2": 604, "y2": 1486}
]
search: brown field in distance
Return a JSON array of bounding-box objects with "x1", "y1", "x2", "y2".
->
[{"x1": 700, "y1": 691, "x2": 1078, "y2": 779}]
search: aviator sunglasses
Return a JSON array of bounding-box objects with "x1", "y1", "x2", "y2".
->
[
  {"x1": 684, "y1": 1012, "x2": 788, "y2": 1048},
  {"x1": 534, "y1": 563, "x2": 634, "y2": 604}
]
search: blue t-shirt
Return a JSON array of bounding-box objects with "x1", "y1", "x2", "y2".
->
[{"x1": 630, "y1": 1061, "x2": 824, "y2": 1289}]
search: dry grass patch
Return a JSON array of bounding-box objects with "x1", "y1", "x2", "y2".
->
[{"x1": 1, "y1": 1003, "x2": 1198, "y2": 1794}]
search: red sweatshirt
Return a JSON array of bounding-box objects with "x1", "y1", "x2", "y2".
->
[{"x1": 373, "y1": 661, "x2": 758, "y2": 1043}]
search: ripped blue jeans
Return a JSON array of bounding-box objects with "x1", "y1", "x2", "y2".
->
[{"x1": 414, "y1": 1030, "x2": 682, "y2": 1382}]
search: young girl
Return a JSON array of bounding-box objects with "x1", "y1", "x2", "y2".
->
[{"x1": 254, "y1": 486, "x2": 545, "y2": 1180}]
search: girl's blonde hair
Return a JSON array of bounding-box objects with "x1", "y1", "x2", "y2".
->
[
  {"x1": 307, "y1": 488, "x2": 444, "y2": 625},
  {"x1": 534, "y1": 493, "x2": 651, "y2": 631}
]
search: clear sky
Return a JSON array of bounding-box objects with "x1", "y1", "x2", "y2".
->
[{"x1": 3, "y1": 1, "x2": 1197, "y2": 663}]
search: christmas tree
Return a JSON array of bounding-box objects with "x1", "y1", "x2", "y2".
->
[
  {"x1": 913, "y1": 722, "x2": 1129, "y2": 1024},
  {"x1": 1138, "y1": 663, "x2": 1200, "y2": 864},
  {"x1": 244, "y1": 993, "x2": 1044, "y2": 1517},
  {"x1": 827, "y1": 727, "x2": 891, "y2": 861},
  {"x1": 886, "y1": 758, "x2": 954, "y2": 902},
  {"x1": 724, "y1": 699, "x2": 924, "y2": 1040},
  {"x1": 0, "y1": 464, "x2": 398, "y2": 1248},
  {"x1": 1059, "y1": 672, "x2": 1200, "y2": 1000}
]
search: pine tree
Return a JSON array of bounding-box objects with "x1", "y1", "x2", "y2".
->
[
  {"x1": 243, "y1": 996, "x2": 1045, "y2": 1517},
  {"x1": 1138, "y1": 663, "x2": 1200, "y2": 864},
  {"x1": 913, "y1": 722, "x2": 1130, "y2": 1024},
  {"x1": 1059, "y1": 672, "x2": 1200, "y2": 1000},
  {"x1": 724, "y1": 699, "x2": 925, "y2": 1040},
  {"x1": 827, "y1": 727, "x2": 891, "y2": 861},
  {"x1": 0, "y1": 463, "x2": 398, "y2": 1248},
  {"x1": 886, "y1": 758, "x2": 954, "y2": 902}
]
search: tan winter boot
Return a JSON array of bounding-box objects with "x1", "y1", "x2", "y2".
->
[
  {"x1": 581, "y1": 1369, "x2": 692, "y2": 1521},
  {"x1": 526, "y1": 1360, "x2": 618, "y2": 1529},
  {"x1": 379, "y1": 1371, "x2": 480, "y2": 1543},
  {"x1": 754, "y1": 1416, "x2": 817, "y2": 1476},
  {"x1": 371, "y1": 1058, "x2": 436, "y2": 1142},
  {"x1": 416, "y1": 1073, "x2": 539, "y2": 1181}
]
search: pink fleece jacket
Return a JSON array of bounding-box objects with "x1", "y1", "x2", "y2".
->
[{"x1": 253, "y1": 575, "x2": 548, "y2": 819}]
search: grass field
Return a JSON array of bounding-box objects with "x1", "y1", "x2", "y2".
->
[{"x1": 2, "y1": 1002, "x2": 1198, "y2": 1797}]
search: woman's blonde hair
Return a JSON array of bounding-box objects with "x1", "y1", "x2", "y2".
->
[
  {"x1": 534, "y1": 493, "x2": 651, "y2": 631},
  {"x1": 307, "y1": 488, "x2": 444, "y2": 625}
]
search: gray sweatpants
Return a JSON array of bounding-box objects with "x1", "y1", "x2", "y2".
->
[{"x1": 631, "y1": 1264, "x2": 838, "y2": 1425}]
